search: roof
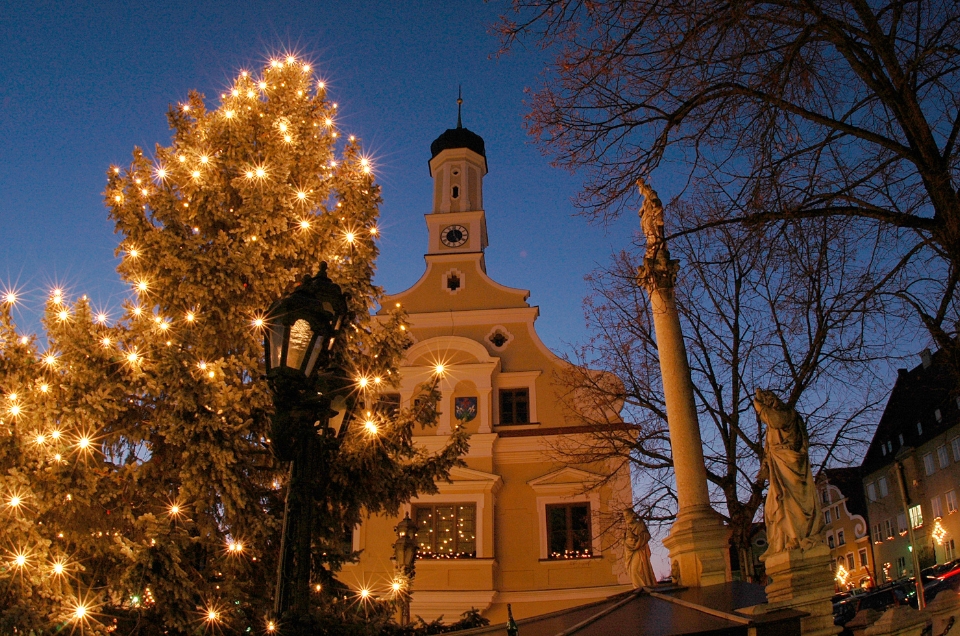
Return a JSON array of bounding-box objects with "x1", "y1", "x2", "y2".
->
[
  {"x1": 453, "y1": 582, "x2": 803, "y2": 636},
  {"x1": 861, "y1": 348, "x2": 960, "y2": 475},
  {"x1": 821, "y1": 467, "x2": 868, "y2": 518},
  {"x1": 430, "y1": 125, "x2": 486, "y2": 161}
]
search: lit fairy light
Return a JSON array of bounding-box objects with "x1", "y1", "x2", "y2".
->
[
  {"x1": 178, "y1": 155, "x2": 187, "y2": 163},
  {"x1": 168, "y1": 503, "x2": 182, "y2": 517},
  {"x1": 136, "y1": 280, "x2": 149, "y2": 293},
  {"x1": 299, "y1": 219, "x2": 311, "y2": 230},
  {"x1": 359, "y1": 588, "x2": 371, "y2": 600},
  {"x1": 13, "y1": 551, "x2": 28, "y2": 568},
  {"x1": 344, "y1": 232, "x2": 356, "y2": 244},
  {"x1": 57, "y1": 309, "x2": 69, "y2": 322},
  {"x1": 391, "y1": 581, "x2": 402, "y2": 592},
  {"x1": 296, "y1": 190, "x2": 308, "y2": 202},
  {"x1": 50, "y1": 429, "x2": 61, "y2": 440},
  {"x1": 231, "y1": 89, "x2": 239, "y2": 97},
  {"x1": 185, "y1": 311, "x2": 195, "y2": 322},
  {"x1": 434, "y1": 364, "x2": 445, "y2": 376},
  {"x1": 225, "y1": 109, "x2": 235, "y2": 119},
  {"x1": 95, "y1": 312, "x2": 108, "y2": 324},
  {"x1": 199, "y1": 155, "x2": 209, "y2": 164},
  {"x1": 324, "y1": 117, "x2": 333, "y2": 127},
  {"x1": 52, "y1": 559, "x2": 66, "y2": 575},
  {"x1": 198, "y1": 362, "x2": 208, "y2": 371},
  {"x1": 283, "y1": 134, "x2": 293, "y2": 143},
  {"x1": 360, "y1": 157, "x2": 371, "y2": 174},
  {"x1": 363, "y1": 420, "x2": 378, "y2": 436},
  {"x1": 132, "y1": 306, "x2": 143, "y2": 317},
  {"x1": 370, "y1": 226, "x2": 378, "y2": 236},
  {"x1": 39, "y1": 383, "x2": 49, "y2": 393},
  {"x1": 8, "y1": 392, "x2": 17, "y2": 401},
  {"x1": 4, "y1": 291, "x2": 16, "y2": 305},
  {"x1": 267, "y1": 620, "x2": 277, "y2": 633},
  {"x1": 127, "y1": 247, "x2": 140, "y2": 259},
  {"x1": 252, "y1": 315, "x2": 266, "y2": 330},
  {"x1": 286, "y1": 55, "x2": 295, "y2": 64},
  {"x1": 303, "y1": 64, "x2": 311, "y2": 72},
  {"x1": 42, "y1": 353, "x2": 58, "y2": 367},
  {"x1": 155, "y1": 166, "x2": 168, "y2": 181},
  {"x1": 314, "y1": 583, "x2": 322, "y2": 592},
  {"x1": 8, "y1": 494, "x2": 23, "y2": 508},
  {"x1": 227, "y1": 540, "x2": 244, "y2": 554},
  {"x1": 191, "y1": 170, "x2": 201, "y2": 179},
  {"x1": 70, "y1": 601, "x2": 89, "y2": 621},
  {"x1": 101, "y1": 336, "x2": 112, "y2": 348},
  {"x1": 204, "y1": 606, "x2": 220, "y2": 623},
  {"x1": 77, "y1": 436, "x2": 92, "y2": 451},
  {"x1": 259, "y1": 81, "x2": 267, "y2": 90},
  {"x1": 114, "y1": 194, "x2": 123, "y2": 203},
  {"x1": 51, "y1": 288, "x2": 63, "y2": 304},
  {"x1": 19, "y1": 336, "x2": 29, "y2": 345},
  {"x1": 356, "y1": 377, "x2": 369, "y2": 389},
  {"x1": 35, "y1": 433, "x2": 46, "y2": 445},
  {"x1": 126, "y1": 351, "x2": 140, "y2": 365}
]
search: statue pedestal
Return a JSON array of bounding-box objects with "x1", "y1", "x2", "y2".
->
[
  {"x1": 743, "y1": 545, "x2": 839, "y2": 636},
  {"x1": 662, "y1": 504, "x2": 731, "y2": 587}
]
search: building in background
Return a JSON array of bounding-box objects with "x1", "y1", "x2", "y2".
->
[
  {"x1": 861, "y1": 348, "x2": 960, "y2": 583},
  {"x1": 341, "y1": 117, "x2": 633, "y2": 623},
  {"x1": 817, "y1": 468, "x2": 875, "y2": 589}
]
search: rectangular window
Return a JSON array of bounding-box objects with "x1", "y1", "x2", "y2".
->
[
  {"x1": 499, "y1": 388, "x2": 530, "y2": 425},
  {"x1": 924, "y1": 453, "x2": 936, "y2": 476},
  {"x1": 546, "y1": 502, "x2": 592, "y2": 559},
  {"x1": 866, "y1": 482, "x2": 877, "y2": 502},
  {"x1": 412, "y1": 503, "x2": 477, "y2": 558},
  {"x1": 947, "y1": 490, "x2": 958, "y2": 513},
  {"x1": 825, "y1": 509, "x2": 832, "y2": 524},
  {"x1": 952, "y1": 437, "x2": 960, "y2": 462},
  {"x1": 878, "y1": 476, "x2": 889, "y2": 498},
  {"x1": 837, "y1": 529, "x2": 846, "y2": 546},
  {"x1": 873, "y1": 523, "x2": 883, "y2": 543},
  {"x1": 859, "y1": 548, "x2": 868, "y2": 568},
  {"x1": 909, "y1": 504, "x2": 923, "y2": 528},
  {"x1": 822, "y1": 489, "x2": 831, "y2": 504},
  {"x1": 898, "y1": 513, "x2": 907, "y2": 535},
  {"x1": 936, "y1": 409, "x2": 943, "y2": 422},
  {"x1": 376, "y1": 393, "x2": 401, "y2": 418},
  {"x1": 948, "y1": 539, "x2": 957, "y2": 561},
  {"x1": 939, "y1": 445, "x2": 950, "y2": 468},
  {"x1": 897, "y1": 556, "x2": 907, "y2": 577},
  {"x1": 847, "y1": 553, "x2": 855, "y2": 570},
  {"x1": 828, "y1": 532, "x2": 836, "y2": 548},
  {"x1": 885, "y1": 519, "x2": 894, "y2": 539},
  {"x1": 918, "y1": 421, "x2": 924, "y2": 435},
  {"x1": 933, "y1": 495, "x2": 943, "y2": 519}
]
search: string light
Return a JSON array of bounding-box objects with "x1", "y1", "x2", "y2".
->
[
  {"x1": 52, "y1": 559, "x2": 66, "y2": 575},
  {"x1": 77, "y1": 436, "x2": 92, "y2": 451},
  {"x1": 434, "y1": 364, "x2": 445, "y2": 375},
  {"x1": 52, "y1": 288, "x2": 63, "y2": 304},
  {"x1": 128, "y1": 247, "x2": 140, "y2": 259},
  {"x1": 4, "y1": 291, "x2": 16, "y2": 304},
  {"x1": 364, "y1": 420, "x2": 378, "y2": 435},
  {"x1": 57, "y1": 309, "x2": 69, "y2": 322},
  {"x1": 299, "y1": 219, "x2": 311, "y2": 230},
  {"x1": 96, "y1": 312, "x2": 108, "y2": 324},
  {"x1": 42, "y1": 353, "x2": 58, "y2": 367},
  {"x1": 8, "y1": 494, "x2": 23, "y2": 508},
  {"x1": 101, "y1": 337, "x2": 112, "y2": 347},
  {"x1": 39, "y1": 383, "x2": 49, "y2": 393}
]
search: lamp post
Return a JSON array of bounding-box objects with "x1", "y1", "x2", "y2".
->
[
  {"x1": 264, "y1": 263, "x2": 350, "y2": 632},
  {"x1": 393, "y1": 513, "x2": 418, "y2": 625}
]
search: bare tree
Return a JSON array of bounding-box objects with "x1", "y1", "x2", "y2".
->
[
  {"x1": 500, "y1": 0, "x2": 960, "y2": 355},
  {"x1": 554, "y1": 199, "x2": 897, "y2": 580}
]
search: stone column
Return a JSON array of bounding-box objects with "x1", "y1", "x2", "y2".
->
[
  {"x1": 761, "y1": 544, "x2": 840, "y2": 636},
  {"x1": 637, "y1": 242, "x2": 730, "y2": 587}
]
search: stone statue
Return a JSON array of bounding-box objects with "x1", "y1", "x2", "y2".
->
[
  {"x1": 754, "y1": 388, "x2": 824, "y2": 554},
  {"x1": 393, "y1": 512, "x2": 418, "y2": 579},
  {"x1": 637, "y1": 179, "x2": 665, "y2": 252},
  {"x1": 623, "y1": 509, "x2": 658, "y2": 588}
]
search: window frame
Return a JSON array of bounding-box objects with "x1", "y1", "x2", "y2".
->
[
  {"x1": 545, "y1": 502, "x2": 593, "y2": 560},
  {"x1": 872, "y1": 523, "x2": 882, "y2": 543},
  {"x1": 878, "y1": 476, "x2": 889, "y2": 498},
  {"x1": 909, "y1": 504, "x2": 924, "y2": 529},
  {"x1": 947, "y1": 490, "x2": 958, "y2": 514},
  {"x1": 866, "y1": 482, "x2": 877, "y2": 502},
  {"x1": 859, "y1": 548, "x2": 868, "y2": 568},
  {"x1": 837, "y1": 529, "x2": 846, "y2": 546},
  {"x1": 411, "y1": 502, "x2": 479, "y2": 559},
  {"x1": 534, "y1": 492, "x2": 601, "y2": 560},
  {"x1": 933, "y1": 495, "x2": 943, "y2": 520},
  {"x1": 938, "y1": 444, "x2": 950, "y2": 469},
  {"x1": 924, "y1": 452, "x2": 936, "y2": 476},
  {"x1": 499, "y1": 387, "x2": 530, "y2": 425}
]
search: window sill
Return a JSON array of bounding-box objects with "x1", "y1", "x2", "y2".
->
[
  {"x1": 494, "y1": 422, "x2": 540, "y2": 430},
  {"x1": 539, "y1": 556, "x2": 604, "y2": 563}
]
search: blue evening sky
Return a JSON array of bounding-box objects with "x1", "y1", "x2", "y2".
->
[{"x1": 0, "y1": 0, "x2": 643, "y2": 353}]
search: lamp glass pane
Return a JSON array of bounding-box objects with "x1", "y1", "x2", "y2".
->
[
  {"x1": 286, "y1": 319, "x2": 314, "y2": 370},
  {"x1": 268, "y1": 324, "x2": 285, "y2": 369}
]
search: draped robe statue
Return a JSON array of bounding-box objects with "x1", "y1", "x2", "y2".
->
[
  {"x1": 754, "y1": 389, "x2": 824, "y2": 555},
  {"x1": 623, "y1": 510, "x2": 658, "y2": 588}
]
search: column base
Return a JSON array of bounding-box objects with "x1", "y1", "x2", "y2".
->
[
  {"x1": 754, "y1": 544, "x2": 840, "y2": 636},
  {"x1": 662, "y1": 505, "x2": 731, "y2": 587}
]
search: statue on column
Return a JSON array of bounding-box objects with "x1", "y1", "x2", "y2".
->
[
  {"x1": 623, "y1": 509, "x2": 658, "y2": 588},
  {"x1": 754, "y1": 389, "x2": 824, "y2": 554},
  {"x1": 637, "y1": 179, "x2": 665, "y2": 255},
  {"x1": 393, "y1": 513, "x2": 418, "y2": 579}
]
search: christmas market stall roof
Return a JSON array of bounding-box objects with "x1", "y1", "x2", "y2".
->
[{"x1": 453, "y1": 582, "x2": 804, "y2": 636}]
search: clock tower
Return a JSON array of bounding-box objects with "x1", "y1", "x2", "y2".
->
[{"x1": 425, "y1": 101, "x2": 489, "y2": 268}]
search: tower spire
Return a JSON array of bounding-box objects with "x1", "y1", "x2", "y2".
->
[{"x1": 457, "y1": 86, "x2": 463, "y2": 129}]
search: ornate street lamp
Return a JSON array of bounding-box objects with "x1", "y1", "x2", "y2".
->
[
  {"x1": 265, "y1": 263, "x2": 350, "y2": 632},
  {"x1": 393, "y1": 513, "x2": 418, "y2": 625}
]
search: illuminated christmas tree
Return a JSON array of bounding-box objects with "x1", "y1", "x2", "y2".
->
[{"x1": 0, "y1": 54, "x2": 467, "y2": 634}]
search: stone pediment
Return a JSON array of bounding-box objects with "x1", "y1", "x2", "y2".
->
[
  {"x1": 527, "y1": 467, "x2": 603, "y2": 494},
  {"x1": 436, "y1": 466, "x2": 503, "y2": 494}
]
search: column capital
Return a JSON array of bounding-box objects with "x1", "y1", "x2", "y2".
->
[{"x1": 637, "y1": 248, "x2": 679, "y2": 293}]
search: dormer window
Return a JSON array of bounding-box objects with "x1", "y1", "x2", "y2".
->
[
  {"x1": 452, "y1": 185, "x2": 460, "y2": 199},
  {"x1": 936, "y1": 409, "x2": 943, "y2": 422},
  {"x1": 918, "y1": 421, "x2": 924, "y2": 435}
]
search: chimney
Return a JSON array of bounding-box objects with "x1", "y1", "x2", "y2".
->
[{"x1": 921, "y1": 348, "x2": 933, "y2": 369}]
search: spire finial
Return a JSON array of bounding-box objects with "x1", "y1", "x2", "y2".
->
[{"x1": 457, "y1": 86, "x2": 463, "y2": 129}]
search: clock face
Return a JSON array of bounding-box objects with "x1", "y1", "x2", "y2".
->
[{"x1": 441, "y1": 225, "x2": 468, "y2": 248}]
